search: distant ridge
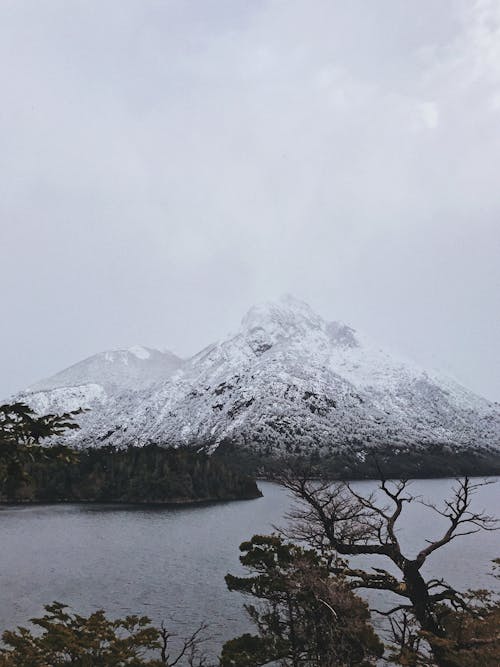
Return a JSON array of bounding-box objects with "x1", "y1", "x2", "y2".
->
[{"x1": 28, "y1": 346, "x2": 183, "y2": 393}]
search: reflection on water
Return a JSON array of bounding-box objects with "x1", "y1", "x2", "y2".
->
[{"x1": 0, "y1": 479, "x2": 498, "y2": 653}]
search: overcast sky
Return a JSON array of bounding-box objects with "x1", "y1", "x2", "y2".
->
[{"x1": 1, "y1": 0, "x2": 499, "y2": 401}]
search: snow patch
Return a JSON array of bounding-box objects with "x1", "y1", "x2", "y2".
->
[{"x1": 128, "y1": 345, "x2": 151, "y2": 360}]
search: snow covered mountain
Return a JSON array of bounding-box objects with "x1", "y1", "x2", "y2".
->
[
  {"x1": 24, "y1": 346, "x2": 182, "y2": 415},
  {"x1": 17, "y1": 297, "x2": 500, "y2": 459}
]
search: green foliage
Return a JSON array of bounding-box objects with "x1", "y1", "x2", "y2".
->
[
  {"x1": 0, "y1": 402, "x2": 81, "y2": 497},
  {"x1": 221, "y1": 535, "x2": 384, "y2": 666},
  {"x1": 0, "y1": 603, "x2": 212, "y2": 667},
  {"x1": 220, "y1": 634, "x2": 285, "y2": 667},
  {"x1": 0, "y1": 602, "x2": 162, "y2": 666},
  {"x1": 0, "y1": 402, "x2": 82, "y2": 446}
]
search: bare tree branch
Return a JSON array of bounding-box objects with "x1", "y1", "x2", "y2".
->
[
  {"x1": 159, "y1": 621, "x2": 210, "y2": 667},
  {"x1": 415, "y1": 477, "x2": 498, "y2": 567}
]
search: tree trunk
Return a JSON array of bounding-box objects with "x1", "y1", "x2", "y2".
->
[{"x1": 403, "y1": 561, "x2": 461, "y2": 667}]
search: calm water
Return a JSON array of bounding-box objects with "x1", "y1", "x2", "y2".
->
[{"x1": 0, "y1": 479, "x2": 499, "y2": 654}]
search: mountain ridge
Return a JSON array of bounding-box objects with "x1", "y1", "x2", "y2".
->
[
  {"x1": 27, "y1": 346, "x2": 183, "y2": 393},
  {"x1": 15, "y1": 296, "x2": 500, "y2": 460}
]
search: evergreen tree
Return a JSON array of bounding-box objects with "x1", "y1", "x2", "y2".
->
[
  {"x1": 221, "y1": 535, "x2": 383, "y2": 666},
  {"x1": 0, "y1": 402, "x2": 81, "y2": 498}
]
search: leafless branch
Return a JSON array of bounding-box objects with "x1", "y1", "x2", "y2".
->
[
  {"x1": 276, "y1": 468, "x2": 499, "y2": 662},
  {"x1": 415, "y1": 477, "x2": 498, "y2": 567},
  {"x1": 159, "y1": 621, "x2": 210, "y2": 667}
]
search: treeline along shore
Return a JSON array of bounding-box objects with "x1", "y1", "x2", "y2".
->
[
  {"x1": 2, "y1": 437, "x2": 499, "y2": 505},
  {"x1": 213, "y1": 439, "x2": 500, "y2": 479},
  {"x1": 0, "y1": 444, "x2": 262, "y2": 504}
]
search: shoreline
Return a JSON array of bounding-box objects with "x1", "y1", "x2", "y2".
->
[
  {"x1": 0, "y1": 490, "x2": 263, "y2": 508},
  {"x1": 0, "y1": 495, "x2": 263, "y2": 508}
]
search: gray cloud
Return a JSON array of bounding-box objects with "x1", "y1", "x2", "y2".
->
[{"x1": 1, "y1": 0, "x2": 499, "y2": 400}]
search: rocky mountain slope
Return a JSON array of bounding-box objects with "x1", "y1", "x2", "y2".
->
[{"x1": 16, "y1": 297, "x2": 500, "y2": 462}]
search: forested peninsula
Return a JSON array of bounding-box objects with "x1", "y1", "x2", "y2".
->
[{"x1": 0, "y1": 443, "x2": 261, "y2": 504}]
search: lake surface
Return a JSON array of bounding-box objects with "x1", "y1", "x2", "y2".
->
[{"x1": 0, "y1": 479, "x2": 498, "y2": 656}]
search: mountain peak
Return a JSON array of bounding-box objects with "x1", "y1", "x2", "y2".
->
[
  {"x1": 239, "y1": 296, "x2": 362, "y2": 351},
  {"x1": 241, "y1": 295, "x2": 324, "y2": 337},
  {"x1": 127, "y1": 345, "x2": 152, "y2": 360}
]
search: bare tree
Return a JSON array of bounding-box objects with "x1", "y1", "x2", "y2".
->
[
  {"x1": 277, "y1": 469, "x2": 497, "y2": 667},
  {"x1": 158, "y1": 621, "x2": 211, "y2": 667}
]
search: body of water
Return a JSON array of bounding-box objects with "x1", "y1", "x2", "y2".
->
[{"x1": 0, "y1": 479, "x2": 498, "y2": 655}]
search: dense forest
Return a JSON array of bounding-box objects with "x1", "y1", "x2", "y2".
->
[
  {"x1": 1, "y1": 442, "x2": 261, "y2": 504},
  {"x1": 213, "y1": 438, "x2": 500, "y2": 479}
]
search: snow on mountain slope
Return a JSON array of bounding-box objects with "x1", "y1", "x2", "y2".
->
[
  {"x1": 18, "y1": 296, "x2": 500, "y2": 454},
  {"x1": 20, "y1": 347, "x2": 183, "y2": 419},
  {"x1": 27, "y1": 346, "x2": 183, "y2": 394},
  {"x1": 26, "y1": 384, "x2": 107, "y2": 415}
]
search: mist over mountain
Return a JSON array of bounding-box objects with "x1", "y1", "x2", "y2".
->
[{"x1": 17, "y1": 297, "x2": 499, "y2": 461}]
